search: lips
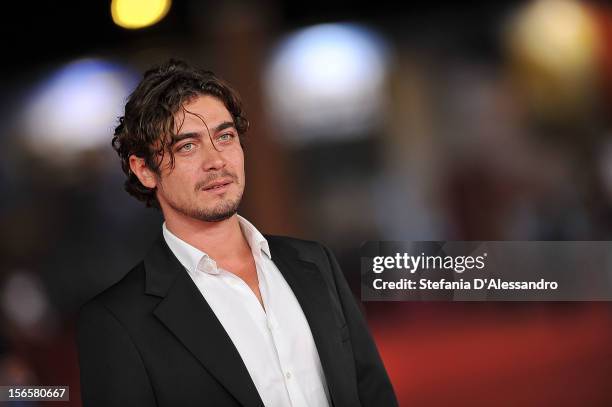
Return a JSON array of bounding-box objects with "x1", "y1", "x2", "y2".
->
[{"x1": 202, "y1": 179, "x2": 232, "y2": 191}]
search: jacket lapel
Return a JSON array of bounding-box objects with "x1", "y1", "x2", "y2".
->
[
  {"x1": 143, "y1": 236, "x2": 263, "y2": 407},
  {"x1": 267, "y1": 237, "x2": 349, "y2": 407}
]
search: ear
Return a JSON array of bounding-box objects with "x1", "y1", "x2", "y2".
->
[{"x1": 129, "y1": 155, "x2": 158, "y2": 189}]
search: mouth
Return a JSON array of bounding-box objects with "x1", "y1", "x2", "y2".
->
[{"x1": 201, "y1": 179, "x2": 233, "y2": 193}]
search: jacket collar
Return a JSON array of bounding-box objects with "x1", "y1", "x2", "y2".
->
[{"x1": 143, "y1": 234, "x2": 183, "y2": 297}]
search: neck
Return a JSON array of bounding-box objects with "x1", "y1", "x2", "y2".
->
[{"x1": 164, "y1": 211, "x2": 248, "y2": 261}]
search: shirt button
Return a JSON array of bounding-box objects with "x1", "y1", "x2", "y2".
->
[
  {"x1": 267, "y1": 320, "x2": 274, "y2": 331},
  {"x1": 285, "y1": 372, "x2": 291, "y2": 379}
]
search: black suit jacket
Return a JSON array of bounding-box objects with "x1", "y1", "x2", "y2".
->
[{"x1": 77, "y1": 235, "x2": 398, "y2": 407}]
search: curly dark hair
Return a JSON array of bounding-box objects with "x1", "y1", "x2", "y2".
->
[{"x1": 112, "y1": 59, "x2": 249, "y2": 209}]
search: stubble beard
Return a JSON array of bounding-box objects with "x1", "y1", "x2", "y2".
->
[{"x1": 160, "y1": 175, "x2": 244, "y2": 222}]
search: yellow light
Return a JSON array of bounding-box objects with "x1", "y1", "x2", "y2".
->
[
  {"x1": 506, "y1": 0, "x2": 601, "y2": 118},
  {"x1": 111, "y1": 0, "x2": 171, "y2": 30},
  {"x1": 508, "y1": 0, "x2": 598, "y2": 77}
]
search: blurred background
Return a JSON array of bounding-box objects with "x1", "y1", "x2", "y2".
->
[{"x1": 1, "y1": 0, "x2": 612, "y2": 405}]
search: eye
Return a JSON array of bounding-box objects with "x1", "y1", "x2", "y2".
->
[
  {"x1": 179, "y1": 142, "x2": 195, "y2": 152},
  {"x1": 217, "y1": 132, "x2": 236, "y2": 142}
]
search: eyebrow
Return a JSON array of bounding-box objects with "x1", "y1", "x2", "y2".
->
[{"x1": 172, "y1": 121, "x2": 236, "y2": 143}]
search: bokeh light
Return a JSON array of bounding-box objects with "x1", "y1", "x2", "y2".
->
[
  {"x1": 1, "y1": 271, "x2": 49, "y2": 330},
  {"x1": 21, "y1": 59, "x2": 137, "y2": 162},
  {"x1": 506, "y1": 0, "x2": 600, "y2": 117},
  {"x1": 264, "y1": 23, "x2": 390, "y2": 146},
  {"x1": 111, "y1": 0, "x2": 171, "y2": 30}
]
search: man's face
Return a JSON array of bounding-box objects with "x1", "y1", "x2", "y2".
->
[{"x1": 153, "y1": 94, "x2": 245, "y2": 222}]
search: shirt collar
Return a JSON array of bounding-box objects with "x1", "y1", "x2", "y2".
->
[
  {"x1": 237, "y1": 215, "x2": 271, "y2": 260},
  {"x1": 162, "y1": 214, "x2": 271, "y2": 276}
]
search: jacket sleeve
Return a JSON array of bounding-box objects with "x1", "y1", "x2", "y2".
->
[
  {"x1": 77, "y1": 299, "x2": 157, "y2": 407},
  {"x1": 321, "y1": 244, "x2": 399, "y2": 407}
]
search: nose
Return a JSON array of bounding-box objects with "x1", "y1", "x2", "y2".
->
[{"x1": 200, "y1": 137, "x2": 226, "y2": 171}]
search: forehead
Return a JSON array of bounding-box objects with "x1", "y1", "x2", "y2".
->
[{"x1": 176, "y1": 94, "x2": 233, "y2": 131}]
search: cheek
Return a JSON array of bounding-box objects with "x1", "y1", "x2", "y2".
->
[
  {"x1": 160, "y1": 166, "x2": 195, "y2": 192},
  {"x1": 235, "y1": 160, "x2": 246, "y2": 181},
  {"x1": 227, "y1": 151, "x2": 245, "y2": 175}
]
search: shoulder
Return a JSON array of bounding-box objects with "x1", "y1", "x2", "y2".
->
[
  {"x1": 78, "y1": 262, "x2": 155, "y2": 323},
  {"x1": 264, "y1": 234, "x2": 341, "y2": 277},
  {"x1": 265, "y1": 234, "x2": 330, "y2": 259},
  {"x1": 265, "y1": 234, "x2": 321, "y2": 249}
]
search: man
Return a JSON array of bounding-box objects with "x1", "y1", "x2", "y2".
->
[{"x1": 77, "y1": 60, "x2": 397, "y2": 407}]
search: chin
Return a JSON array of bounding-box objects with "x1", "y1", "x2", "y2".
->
[
  {"x1": 192, "y1": 199, "x2": 241, "y2": 223},
  {"x1": 205, "y1": 212, "x2": 236, "y2": 222}
]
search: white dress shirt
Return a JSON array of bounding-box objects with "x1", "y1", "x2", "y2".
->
[{"x1": 162, "y1": 215, "x2": 331, "y2": 407}]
